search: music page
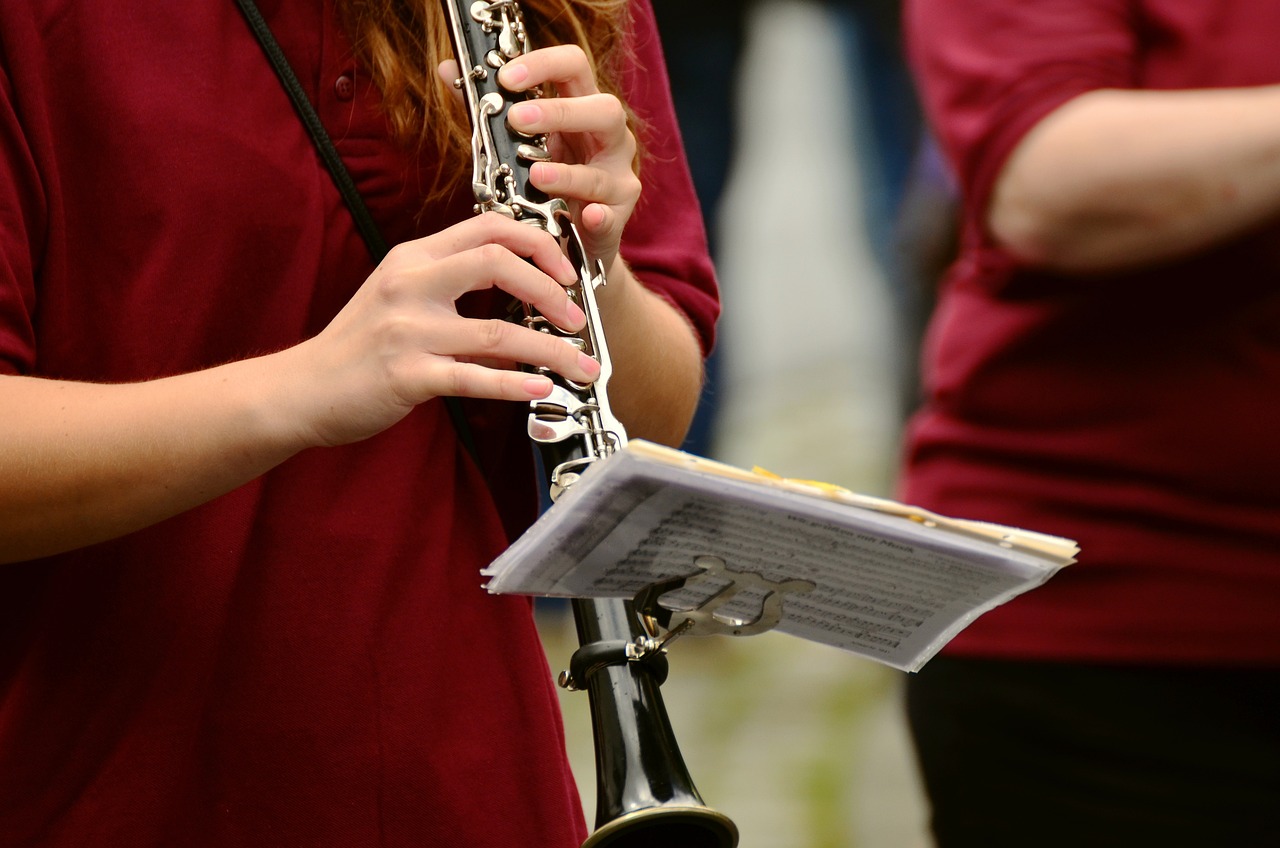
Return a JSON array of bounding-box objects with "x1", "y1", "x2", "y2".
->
[{"x1": 484, "y1": 441, "x2": 1077, "y2": 672}]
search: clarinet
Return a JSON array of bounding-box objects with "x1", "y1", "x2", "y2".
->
[{"x1": 441, "y1": 2, "x2": 738, "y2": 846}]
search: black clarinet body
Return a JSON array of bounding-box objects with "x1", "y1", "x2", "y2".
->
[{"x1": 441, "y1": 2, "x2": 737, "y2": 846}]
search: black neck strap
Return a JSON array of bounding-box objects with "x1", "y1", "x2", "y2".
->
[
  {"x1": 235, "y1": 0, "x2": 388, "y2": 261},
  {"x1": 235, "y1": 0, "x2": 481, "y2": 465}
]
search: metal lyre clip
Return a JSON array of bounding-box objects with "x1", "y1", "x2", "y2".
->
[{"x1": 634, "y1": 555, "x2": 817, "y2": 640}]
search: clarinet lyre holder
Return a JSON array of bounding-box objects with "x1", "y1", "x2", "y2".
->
[
  {"x1": 634, "y1": 555, "x2": 817, "y2": 640},
  {"x1": 555, "y1": 557, "x2": 814, "y2": 848},
  {"x1": 565, "y1": 598, "x2": 738, "y2": 848},
  {"x1": 560, "y1": 556, "x2": 810, "y2": 695}
]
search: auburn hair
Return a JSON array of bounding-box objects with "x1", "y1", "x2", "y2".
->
[{"x1": 337, "y1": 0, "x2": 634, "y2": 202}]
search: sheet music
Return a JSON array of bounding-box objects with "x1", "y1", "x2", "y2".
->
[{"x1": 485, "y1": 441, "x2": 1076, "y2": 671}]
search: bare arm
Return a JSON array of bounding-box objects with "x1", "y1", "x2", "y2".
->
[
  {"x1": 592, "y1": 259, "x2": 704, "y2": 447},
  {"x1": 0, "y1": 215, "x2": 597, "y2": 564},
  {"x1": 988, "y1": 85, "x2": 1280, "y2": 273},
  {"x1": 0, "y1": 360, "x2": 305, "y2": 563}
]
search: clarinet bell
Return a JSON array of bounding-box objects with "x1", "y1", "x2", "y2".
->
[
  {"x1": 571, "y1": 600, "x2": 739, "y2": 848},
  {"x1": 583, "y1": 807, "x2": 738, "y2": 848}
]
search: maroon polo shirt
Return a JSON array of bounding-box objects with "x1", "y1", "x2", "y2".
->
[
  {"x1": 0, "y1": 1, "x2": 716, "y2": 845},
  {"x1": 903, "y1": 0, "x2": 1280, "y2": 664}
]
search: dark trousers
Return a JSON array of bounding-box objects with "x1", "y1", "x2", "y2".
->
[{"x1": 906, "y1": 656, "x2": 1280, "y2": 847}]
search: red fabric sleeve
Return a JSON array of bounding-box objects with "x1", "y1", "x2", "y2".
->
[
  {"x1": 0, "y1": 56, "x2": 44, "y2": 375},
  {"x1": 615, "y1": 0, "x2": 720, "y2": 356},
  {"x1": 904, "y1": 0, "x2": 1139, "y2": 236}
]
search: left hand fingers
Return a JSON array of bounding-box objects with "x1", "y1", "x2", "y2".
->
[
  {"x1": 529, "y1": 160, "x2": 640, "y2": 216},
  {"x1": 498, "y1": 45, "x2": 637, "y2": 268},
  {"x1": 498, "y1": 44, "x2": 597, "y2": 97},
  {"x1": 507, "y1": 94, "x2": 634, "y2": 161}
]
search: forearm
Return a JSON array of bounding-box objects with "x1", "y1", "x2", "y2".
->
[
  {"x1": 0, "y1": 217, "x2": 614, "y2": 563},
  {"x1": 595, "y1": 261, "x2": 704, "y2": 447},
  {"x1": 989, "y1": 86, "x2": 1280, "y2": 273},
  {"x1": 0, "y1": 358, "x2": 305, "y2": 563}
]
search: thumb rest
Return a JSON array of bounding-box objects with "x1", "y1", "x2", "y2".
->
[{"x1": 442, "y1": 1, "x2": 738, "y2": 845}]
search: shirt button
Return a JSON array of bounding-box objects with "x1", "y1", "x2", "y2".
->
[{"x1": 334, "y1": 74, "x2": 355, "y2": 101}]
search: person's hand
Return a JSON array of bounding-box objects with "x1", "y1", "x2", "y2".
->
[
  {"x1": 280, "y1": 213, "x2": 601, "y2": 448},
  {"x1": 496, "y1": 45, "x2": 641, "y2": 274}
]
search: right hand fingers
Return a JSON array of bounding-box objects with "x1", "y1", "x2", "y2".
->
[
  {"x1": 401, "y1": 213, "x2": 583, "y2": 326},
  {"x1": 364, "y1": 215, "x2": 600, "y2": 376},
  {"x1": 290, "y1": 214, "x2": 600, "y2": 447},
  {"x1": 410, "y1": 304, "x2": 603, "y2": 391}
]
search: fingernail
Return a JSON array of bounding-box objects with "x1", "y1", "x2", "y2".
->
[
  {"x1": 532, "y1": 162, "x2": 557, "y2": 185},
  {"x1": 501, "y1": 62, "x2": 529, "y2": 86},
  {"x1": 560, "y1": 255, "x2": 577, "y2": 279},
  {"x1": 508, "y1": 102, "x2": 540, "y2": 125},
  {"x1": 578, "y1": 352, "x2": 601, "y2": 378},
  {"x1": 566, "y1": 299, "x2": 586, "y2": 326},
  {"x1": 524, "y1": 375, "x2": 552, "y2": 397}
]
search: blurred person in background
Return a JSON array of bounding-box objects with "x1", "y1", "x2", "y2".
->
[{"x1": 899, "y1": 1, "x2": 1280, "y2": 845}]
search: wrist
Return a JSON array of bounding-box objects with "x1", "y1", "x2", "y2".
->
[{"x1": 216, "y1": 348, "x2": 322, "y2": 457}]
